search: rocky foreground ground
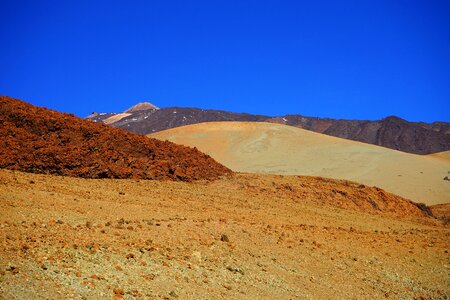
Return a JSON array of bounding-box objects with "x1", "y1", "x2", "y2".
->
[{"x1": 0, "y1": 169, "x2": 448, "y2": 299}]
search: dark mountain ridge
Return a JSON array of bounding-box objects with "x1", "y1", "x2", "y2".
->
[{"x1": 87, "y1": 104, "x2": 450, "y2": 155}]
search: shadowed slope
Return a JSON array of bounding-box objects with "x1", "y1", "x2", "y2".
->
[
  {"x1": 151, "y1": 122, "x2": 450, "y2": 204},
  {"x1": 0, "y1": 96, "x2": 231, "y2": 181}
]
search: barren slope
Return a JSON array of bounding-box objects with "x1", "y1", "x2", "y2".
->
[
  {"x1": 87, "y1": 105, "x2": 450, "y2": 154},
  {"x1": 429, "y1": 150, "x2": 450, "y2": 162},
  {"x1": 0, "y1": 169, "x2": 448, "y2": 299},
  {"x1": 151, "y1": 122, "x2": 450, "y2": 205},
  {"x1": 0, "y1": 96, "x2": 231, "y2": 181}
]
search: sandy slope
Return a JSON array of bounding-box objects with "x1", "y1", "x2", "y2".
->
[
  {"x1": 429, "y1": 150, "x2": 450, "y2": 162},
  {"x1": 103, "y1": 113, "x2": 131, "y2": 125},
  {"x1": 151, "y1": 122, "x2": 450, "y2": 205},
  {"x1": 0, "y1": 169, "x2": 448, "y2": 299}
]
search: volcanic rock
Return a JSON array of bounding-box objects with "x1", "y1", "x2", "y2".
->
[
  {"x1": 87, "y1": 106, "x2": 450, "y2": 155},
  {"x1": 0, "y1": 96, "x2": 232, "y2": 181}
]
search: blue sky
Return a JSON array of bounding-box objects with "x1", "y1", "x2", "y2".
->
[{"x1": 1, "y1": 0, "x2": 449, "y2": 122}]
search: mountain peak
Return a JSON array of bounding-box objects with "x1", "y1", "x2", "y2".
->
[
  {"x1": 124, "y1": 102, "x2": 159, "y2": 113},
  {"x1": 382, "y1": 115, "x2": 405, "y2": 122}
]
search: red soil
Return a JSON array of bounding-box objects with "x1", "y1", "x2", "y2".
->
[{"x1": 0, "y1": 96, "x2": 232, "y2": 181}]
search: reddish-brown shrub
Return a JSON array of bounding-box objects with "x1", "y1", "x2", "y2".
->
[{"x1": 0, "y1": 96, "x2": 232, "y2": 181}]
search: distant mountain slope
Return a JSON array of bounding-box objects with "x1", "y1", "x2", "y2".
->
[
  {"x1": 151, "y1": 122, "x2": 450, "y2": 205},
  {"x1": 87, "y1": 104, "x2": 450, "y2": 155},
  {"x1": 87, "y1": 106, "x2": 269, "y2": 134},
  {"x1": 279, "y1": 115, "x2": 450, "y2": 155},
  {"x1": 0, "y1": 96, "x2": 231, "y2": 181}
]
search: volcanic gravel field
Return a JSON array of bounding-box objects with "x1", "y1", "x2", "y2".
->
[{"x1": 0, "y1": 169, "x2": 448, "y2": 299}]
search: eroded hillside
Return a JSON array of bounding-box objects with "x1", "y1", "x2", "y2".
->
[{"x1": 0, "y1": 96, "x2": 231, "y2": 181}]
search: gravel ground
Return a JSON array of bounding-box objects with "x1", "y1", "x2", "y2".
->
[{"x1": 0, "y1": 169, "x2": 448, "y2": 299}]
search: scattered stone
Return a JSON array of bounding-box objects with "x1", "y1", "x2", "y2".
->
[
  {"x1": 226, "y1": 266, "x2": 244, "y2": 275},
  {"x1": 6, "y1": 265, "x2": 17, "y2": 274},
  {"x1": 113, "y1": 288, "x2": 124, "y2": 295},
  {"x1": 126, "y1": 253, "x2": 135, "y2": 259},
  {"x1": 142, "y1": 273, "x2": 155, "y2": 281},
  {"x1": 169, "y1": 290, "x2": 178, "y2": 298},
  {"x1": 221, "y1": 234, "x2": 230, "y2": 242}
]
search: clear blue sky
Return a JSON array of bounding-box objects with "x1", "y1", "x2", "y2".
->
[{"x1": 1, "y1": 0, "x2": 449, "y2": 122}]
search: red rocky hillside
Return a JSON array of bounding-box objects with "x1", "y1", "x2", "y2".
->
[{"x1": 0, "y1": 96, "x2": 232, "y2": 181}]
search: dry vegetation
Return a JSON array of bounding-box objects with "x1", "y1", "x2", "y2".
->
[{"x1": 0, "y1": 96, "x2": 231, "y2": 181}]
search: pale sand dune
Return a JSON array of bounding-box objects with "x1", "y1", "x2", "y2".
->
[
  {"x1": 103, "y1": 112, "x2": 131, "y2": 124},
  {"x1": 151, "y1": 122, "x2": 450, "y2": 205},
  {"x1": 428, "y1": 150, "x2": 450, "y2": 162}
]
